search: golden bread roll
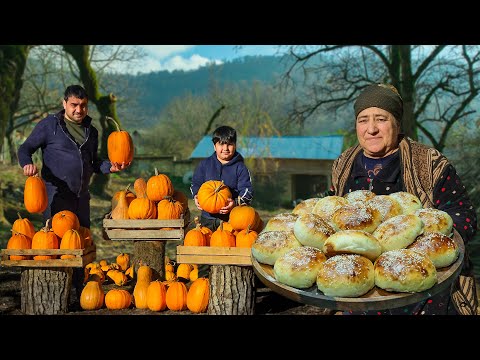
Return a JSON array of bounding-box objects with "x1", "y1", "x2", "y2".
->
[
  {"x1": 374, "y1": 249, "x2": 437, "y2": 293},
  {"x1": 273, "y1": 246, "x2": 327, "y2": 289},
  {"x1": 331, "y1": 203, "x2": 382, "y2": 233},
  {"x1": 251, "y1": 230, "x2": 302, "y2": 265},
  {"x1": 312, "y1": 196, "x2": 348, "y2": 222},
  {"x1": 415, "y1": 208, "x2": 453, "y2": 236},
  {"x1": 293, "y1": 213, "x2": 336, "y2": 250},
  {"x1": 322, "y1": 230, "x2": 382, "y2": 262},
  {"x1": 389, "y1": 191, "x2": 423, "y2": 215},
  {"x1": 366, "y1": 195, "x2": 403, "y2": 221},
  {"x1": 372, "y1": 214, "x2": 424, "y2": 252},
  {"x1": 292, "y1": 198, "x2": 320, "y2": 215},
  {"x1": 316, "y1": 254, "x2": 375, "y2": 297},
  {"x1": 343, "y1": 189, "x2": 376, "y2": 203},
  {"x1": 263, "y1": 213, "x2": 298, "y2": 233},
  {"x1": 407, "y1": 232, "x2": 460, "y2": 268}
]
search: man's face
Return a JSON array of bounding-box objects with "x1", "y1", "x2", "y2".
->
[
  {"x1": 356, "y1": 107, "x2": 400, "y2": 158},
  {"x1": 63, "y1": 96, "x2": 88, "y2": 123},
  {"x1": 214, "y1": 141, "x2": 236, "y2": 163}
]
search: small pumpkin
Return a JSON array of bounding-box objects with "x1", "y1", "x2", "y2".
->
[
  {"x1": 176, "y1": 263, "x2": 193, "y2": 280},
  {"x1": 59, "y1": 228, "x2": 83, "y2": 259},
  {"x1": 147, "y1": 280, "x2": 167, "y2": 311},
  {"x1": 106, "y1": 116, "x2": 134, "y2": 165},
  {"x1": 80, "y1": 281, "x2": 105, "y2": 310},
  {"x1": 7, "y1": 230, "x2": 32, "y2": 260},
  {"x1": 165, "y1": 281, "x2": 188, "y2": 311},
  {"x1": 235, "y1": 225, "x2": 258, "y2": 248},
  {"x1": 105, "y1": 289, "x2": 132, "y2": 310},
  {"x1": 133, "y1": 177, "x2": 148, "y2": 199},
  {"x1": 210, "y1": 222, "x2": 236, "y2": 247},
  {"x1": 157, "y1": 196, "x2": 184, "y2": 220},
  {"x1": 137, "y1": 263, "x2": 153, "y2": 283},
  {"x1": 229, "y1": 203, "x2": 257, "y2": 231},
  {"x1": 116, "y1": 253, "x2": 130, "y2": 271},
  {"x1": 52, "y1": 210, "x2": 80, "y2": 238},
  {"x1": 194, "y1": 216, "x2": 213, "y2": 246},
  {"x1": 146, "y1": 167, "x2": 174, "y2": 201},
  {"x1": 31, "y1": 219, "x2": 60, "y2": 260},
  {"x1": 183, "y1": 224, "x2": 206, "y2": 246},
  {"x1": 24, "y1": 174, "x2": 48, "y2": 214},
  {"x1": 12, "y1": 212, "x2": 36, "y2": 239}
]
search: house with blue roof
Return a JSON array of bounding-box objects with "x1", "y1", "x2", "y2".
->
[{"x1": 190, "y1": 135, "x2": 344, "y2": 205}]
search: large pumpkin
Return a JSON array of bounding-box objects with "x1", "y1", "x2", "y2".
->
[
  {"x1": 12, "y1": 212, "x2": 36, "y2": 239},
  {"x1": 7, "y1": 230, "x2": 32, "y2": 260},
  {"x1": 24, "y1": 174, "x2": 48, "y2": 214},
  {"x1": 127, "y1": 197, "x2": 157, "y2": 219},
  {"x1": 105, "y1": 289, "x2": 132, "y2": 310},
  {"x1": 59, "y1": 228, "x2": 83, "y2": 259},
  {"x1": 52, "y1": 210, "x2": 80, "y2": 238},
  {"x1": 147, "y1": 280, "x2": 167, "y2": 312},
  {"x1": 229, "y1": 204, "x2": 257, "y2": 231},
  {"x1": 80, "y1": 281, "x2": 105, "y2": 310},
  {"x1": 31, "y1": 220, "x2": 60, "y2": 260},
  {"x1": 197, "y1": 180, "x2": 232, "y2": 214},
  {"x1": 106, "y1": 116, "x2": 134, "y2": 164},
  {"x1": 187, "y1": 278, "x2": 210, "y2": 313},
  {"x1": 146, "y1": 168, "x2": 173, "y2": 201},
  {"x1": 165, "y1": 281, "x2": 188, "y2": 311}
]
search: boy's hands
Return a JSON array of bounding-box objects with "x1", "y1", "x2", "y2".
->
[{"x1": 219, "y1": 198, "x2": 234, "y2": 214}]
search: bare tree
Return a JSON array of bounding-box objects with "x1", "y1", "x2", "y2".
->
[{"x1": 281, "y1": 45, "x2": 480, "y2": 151}]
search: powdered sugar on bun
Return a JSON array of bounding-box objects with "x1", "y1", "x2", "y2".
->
[
  {"x1": 373, "y1": 214, "x2": 424, "y2": 252},
  {"x1": 292, "y1": 198, "x2": 320, "y2": 215},
  {"x1": 331, "y1": 203, "x2": 382, "y2": 233},
  {"x1": 263, "y1": 213, "x2": 299, "y2": 233},
  {"x1": 415, "y1": 208, "x2": 453, "y2": 236},
  {"x1": 408, "y1": 232, "x2": 459, "y2": 268},
  {"x1": 293, "y1": 213, "x2": 336, "y2": 250},
  {"x1": 251, "y1": 230, "x2": 302, "y2": 265}
]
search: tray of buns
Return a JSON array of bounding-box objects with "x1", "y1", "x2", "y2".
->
[{"x1": 252, "y1": 230, "x2": 464, "y2": 312}]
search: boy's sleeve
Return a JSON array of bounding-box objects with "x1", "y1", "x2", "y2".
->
[
  {"x1": 236, "y1": 164, "x2": 254, "y2": 205},
  {"x1": 190, "y1": 162, "x2": 205, "y2": 198}
]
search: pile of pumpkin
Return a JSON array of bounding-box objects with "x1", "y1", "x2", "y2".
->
[
  {"x1": 6, "y1": 211, "x2": 93, "y2": 260},
  {"x1": 110, "y1": 167, "x2": 189, "y2": 220},
  {"x1": 81, "y1": 254, "x2": 209, "y2": 313}
]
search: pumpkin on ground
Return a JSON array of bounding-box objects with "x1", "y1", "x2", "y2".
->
[
  {"x1": 197, "y1": 180, "x2": 232, "y2": 214},
  {"x1": 80, "y1": 281, "x2": 105, "y2": 310},
  {"x1": 147, "y1": 280, "x2": 167, "y2": 311},
  {"x1": 165, "y1": 281, "x2": 188, "y2": 311},
  {"x1": 187, "y1": 278, "x2": 210, "y2": 313},
  {"x1": 105, "y1": 289, "x2": 132, "y2": 310}
]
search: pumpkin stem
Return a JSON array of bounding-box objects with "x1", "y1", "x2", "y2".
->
[
  {"x1": 106, "y1": 116, "x2": 121, "y2": 132},
  {"x1": 17, "y1": 212, "x2": 22, "y2": 220},
  {"x1": 215, "y1": 180, "x2": 225, "y2": 193},
  {"x1": 154, "y1": 167, "x2": 159, "y2": 176}
]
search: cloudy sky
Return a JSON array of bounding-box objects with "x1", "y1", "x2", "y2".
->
[{"x1": 125, "y1": 45, "x2": 282, "y2": 74}]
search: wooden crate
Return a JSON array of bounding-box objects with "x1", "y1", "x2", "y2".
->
[
  {"x1": 176, "y1": 246, "x2": 252, "y2": 266},
  {"x1": 0, "y1": 245, "x2": 96, "y2": 268},
  {"x1": 103, "y1": 218, "x2": 186, "y2": 241}
]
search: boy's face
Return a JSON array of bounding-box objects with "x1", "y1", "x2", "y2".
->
[{"x1": 214, "y1": 141, "x2": 236, "y2": 163}]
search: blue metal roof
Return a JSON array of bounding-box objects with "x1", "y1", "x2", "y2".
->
[{"x1": 190, "y1": 135, "x2": 344, "y2": 160}]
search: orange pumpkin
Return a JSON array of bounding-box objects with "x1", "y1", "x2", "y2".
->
[
  {"x1": 59, "y1": 229, "x2": 83, "y2": 259},
  {"x1": 24, "y1": 174, "x2": 48, "y2": 213},
  {"x1": 133, "y1": 177, "x2": 148, "y2": 198},
  {"x1": 127, "y1": 197, "x2": 157, "y2": 219},
  {"x1": 229, "y1": 204, "x2": 257, "y2": 231},
  {"x1": 172, "y1": 190, "x2": 189, "y2": 214},
  {"x1": 12, "y1": 212, "x2": 36, "y2": 239},
  {"x1": 51, "y1": 210, "x2": 80, "y2": 238},
  {"x1": 7, "y1": 230, "x2": 32, "y2": 260},
  {"x1": 116, "y1": 253, "x2": 130, "y2": 271},
  {"x1": 106, "y1": 116, "x2": 134, "y2": 165},
  {"x1": 194, "y1": 216, "x2": 212, "y2": 246},
  {"x1": 133, "y1": 280, "x2": 150, "y2": 309},
  {"x1": 235, "y1": 225, "x2": 258, "y2": 248},
  {"x1": 157, "y1": 196, "x2": 184, "y2": 220},
  {"x1": 80, "y1": 281, "x2": 104, "y2": 310},
  {"x1": 147, "y1": 280, "x2": 167, "y2": 311},
  {"x1": 111, "y1": 184, "x2": 136, "y2": 210},
  {"x1": 197, "y1": 180, "x2": 232, "y2": 214},
  {"x1": 146, "y1": 168, "x2": 174, "y2": 201},
  {"x1": 105, "y1": 289, "x2": 132, "y2": 310},
  {"x1": 187, "y1": 278, "x2": 210, "y2": 313},
  {"x1": 165, "y1": 281, "x2": 188, "y2": 311},
  {"x1": 183, "y1": 224, "x2": 207, "y2": 246},
  {"x1": 78, "y1": 226, "x2": 93, "y2": 247},
  {"x1": 31, "y1": 220, "x2": 60, "y2": 260},
  {"x1": 210, "y1": 222, "x2": 236, "y2": 247}
]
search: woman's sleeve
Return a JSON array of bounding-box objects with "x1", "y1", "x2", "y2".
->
[{"x1": 433, "y1": 164, "x2": 477, "y2": 244}]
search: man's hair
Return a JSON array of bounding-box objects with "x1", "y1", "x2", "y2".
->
[
  {"x1": 64, "y1": 85, "x2": 89, "y2": 101},
  {"x1": 212, "y1": 125, "x2": 237, "y2": 145}
]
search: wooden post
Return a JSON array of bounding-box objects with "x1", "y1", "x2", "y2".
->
[
  {"x1": 20, "y1": 267, "x2": 73, "y2": 315},
  {"x1": 133, "y1": 241, "x2": 165, "y2": 281},
  {"x1": 208, "y1": 265, "x2": 256, "y2": 315}
]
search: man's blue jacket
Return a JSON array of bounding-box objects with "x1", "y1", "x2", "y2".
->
[{"x1": 17, "y1": 110, "x2": 112, "y2": 197}]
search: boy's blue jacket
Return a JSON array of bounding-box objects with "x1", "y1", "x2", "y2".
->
[
  {"x1": 17, "y1": 110, "x2": 112, "y2": 197},
  {"x1": 190, "y1": 151, "x2": 253, "y2": 221}
]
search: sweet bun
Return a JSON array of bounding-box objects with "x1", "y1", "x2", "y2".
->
[
  {"x1": 372, "y1": 214, "x2": 424, "y2": 252},
  {"x1": 293, "y1": 213, "x2": 336, "y2": 250},
  {"x1": 273, "y1": 246, "x2": 327, "y2": 289},
  {"x1": 415, "y1": 208, "x2": 453, "y2": 236},
  {"x1": 251, "y1": 230, "x2": 302, "y2": 265},
  {"x1": 316, "y1": 254, "x2": 375, "y2": 297},
  {"x1": 366, "y1": 195, "x2": 403, "y2": 221},
  {"x1": 312, "y1": 196, "x2": 348, "y2": 222},
  {"x1": 322, "y1": 230, "x2": 382, "y2": 262},
  {"x1": 389, "y1": 191, "x2": 423, "y2": 215},
  {"x1": 331, "y1": 203, "x2": 382, "y2": 233},
  {"x1": 343, "y1": 189, "x2": 376, "y2": 204},
  {"x1": 374, "y1": 249, "x2": 437, "y2": 293},
  {"x1": 292, "y1": 198, "x2": 320, "y2": 215},
  {"x1": 407, "y1": 232, "x2": 460, "y2": 268},
  {"x1": 263, "y1": 213, "x2": 298, "y2": 233}
]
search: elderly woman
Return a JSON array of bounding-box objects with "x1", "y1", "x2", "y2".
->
[{"x1": 330, "y1": 83, "x2": 477, "y2": 315}]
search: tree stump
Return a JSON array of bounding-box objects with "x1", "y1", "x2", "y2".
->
[
  {"x1": 20, "y1": 267, "x2": 73, "y2": 315},
  {"x1": 133, "y1": 241, "x2": 165, "y2": 281},
  {"x1": 208, "y1": 265, "x2": 256, "y2": 315}
]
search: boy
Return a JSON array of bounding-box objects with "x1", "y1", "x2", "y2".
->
[{"x1": 190, "y1": 125, "x2": 254, "y2": 231}]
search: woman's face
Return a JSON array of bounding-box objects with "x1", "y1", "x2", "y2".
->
[{"x1": 356, "y1": 107, "x2": 400, "y2": 158}]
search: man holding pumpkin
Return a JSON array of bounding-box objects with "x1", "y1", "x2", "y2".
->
[
  {"x1": 18, "y1": 84, "x2": 130, "y2": 229},
  {"x1": 190, "y1": 125, "x2": 254, "y2": 231}
]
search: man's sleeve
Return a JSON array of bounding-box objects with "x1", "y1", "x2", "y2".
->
[
  {"x1": 17, "y1": 121, "x2": 46, "y2": 167},
  {"x1": 91, "y1": 130, "x2": 112, "y2": 174}
]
